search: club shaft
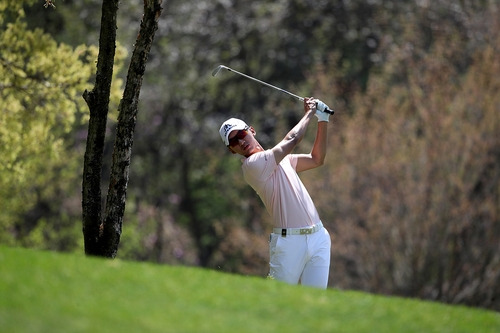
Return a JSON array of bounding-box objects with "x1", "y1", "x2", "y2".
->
[
  {"x1": 213, "y1": 65, "x2": 334, "y2": 114},
  {"x1": 222, "y1": 66, "x2": 304, "y2": 102}
]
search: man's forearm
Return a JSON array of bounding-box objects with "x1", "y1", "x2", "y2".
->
[
  {"x1": 272, "y1": 98, "x2": 317, "y2": 164},
  {"x1": 272, "y1": 110, "x2": 315, "y2": 164},
  {"x1": 310, "y1": 121, "x2": 328, "y2": 163},
  {"x1": 285, "y1": 110, "x2": 315, "y2": 145}
]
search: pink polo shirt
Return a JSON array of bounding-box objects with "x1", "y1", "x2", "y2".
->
[{"x1": 242, "y1": 149, "x2": 321, "y2": 229}]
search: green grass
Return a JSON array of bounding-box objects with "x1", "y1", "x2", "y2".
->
[{"x1": 1, "y1": 246, "x2": 498, "y2": 332}]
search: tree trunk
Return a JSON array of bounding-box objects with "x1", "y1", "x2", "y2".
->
[
  {"x1": 82, "y1": 0, "x2": 119, "y2": 256},
  {"x1": 82, "y1": 0, "x2": 163, "y2": 257}
]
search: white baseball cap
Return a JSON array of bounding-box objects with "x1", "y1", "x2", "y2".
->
[{"x1": 219, "y1": 118, "x2": 249, "y2": 146}]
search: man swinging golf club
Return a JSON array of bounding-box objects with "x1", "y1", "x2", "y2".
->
[{"x1": 219, "y1": 97, "x2": 332, "y2": 289}]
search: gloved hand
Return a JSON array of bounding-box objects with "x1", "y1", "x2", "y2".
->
[{"x1": 315, "y1": 100, "x2": 332, "y2": 122}]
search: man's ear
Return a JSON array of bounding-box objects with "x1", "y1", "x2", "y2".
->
[
  {"x1": 227, "y1": 146, "x2": 237, "y2": 154},
  {"x1": 249, "y1": 126, "x2": 256, "y2": 136}
]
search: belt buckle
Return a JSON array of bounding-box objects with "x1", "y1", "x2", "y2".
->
[{"x1": 300, "y1": 228, "x2": 312, "y2": 235}]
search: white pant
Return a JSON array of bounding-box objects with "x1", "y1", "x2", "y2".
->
[{"x1": 268, "y1": 226, "x2": 331, "y2": 289}]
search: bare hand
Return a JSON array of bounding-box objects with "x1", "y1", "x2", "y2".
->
[{"x1": 304, "y1": 97, "x2": 316, "y2": 114}]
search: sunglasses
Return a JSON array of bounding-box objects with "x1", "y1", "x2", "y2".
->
[{"x1": 228, "y1": 128, "x2": 249, "y2": 147}]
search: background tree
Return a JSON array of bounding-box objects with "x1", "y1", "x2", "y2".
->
[
  {"x1": 82, "y1": 0, "x2": 163, "y2": 257},
  {"x1": 0, "y1": 0, "x2": 98, "y2": 249},
  {"x1": 312, "y1": 1, "x2": 500, "y2": 310}
]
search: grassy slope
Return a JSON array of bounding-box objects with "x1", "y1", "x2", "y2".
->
[{"x1": 0, "y1": 246, "x2": 498, "y2": 333}]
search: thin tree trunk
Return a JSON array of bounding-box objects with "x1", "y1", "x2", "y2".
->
[
  {"x1": 82, "y1": 0, "x2": 163, "y2": 257},
  {"x1": 82, "y1": 0, "x2": 119, "y2": 256},
  {"x1": 102, "y1": 0, "x2": 163, "y2": 257}
]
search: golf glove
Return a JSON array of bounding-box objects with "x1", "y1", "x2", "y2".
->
[{"x1": 315, "y1": 100, "x2": 331, "y2": 122}]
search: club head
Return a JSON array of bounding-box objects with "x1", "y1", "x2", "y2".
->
[{"x1": 211, "y1": 65, "x2": 226, "y2": 77}]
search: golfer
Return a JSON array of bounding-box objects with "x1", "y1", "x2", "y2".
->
[{"x1": 219, "y1": 97, "x2": 332, "y2": 289}]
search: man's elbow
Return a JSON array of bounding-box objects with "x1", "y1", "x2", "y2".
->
[
  {"x1": 312, "y1": 155, "x2": 325, "y2": 167},
  {"x1": 286, "y1": 131, "x2": 301, "y2": 146}
]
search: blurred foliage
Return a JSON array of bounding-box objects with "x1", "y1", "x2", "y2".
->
[
  {"x1": 0, "y1": 0, "x2": 498, "y2": 310},
  {"x1": 310, "y1": 1, "x2": 500, "y2": 310},
  {"x1": 0, "y1": 0, "x2": 124, "y2": 249}
]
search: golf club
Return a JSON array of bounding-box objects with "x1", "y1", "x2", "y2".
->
[{"x1": 212, "y1": 65, "x2": 334, "y2": 114}]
